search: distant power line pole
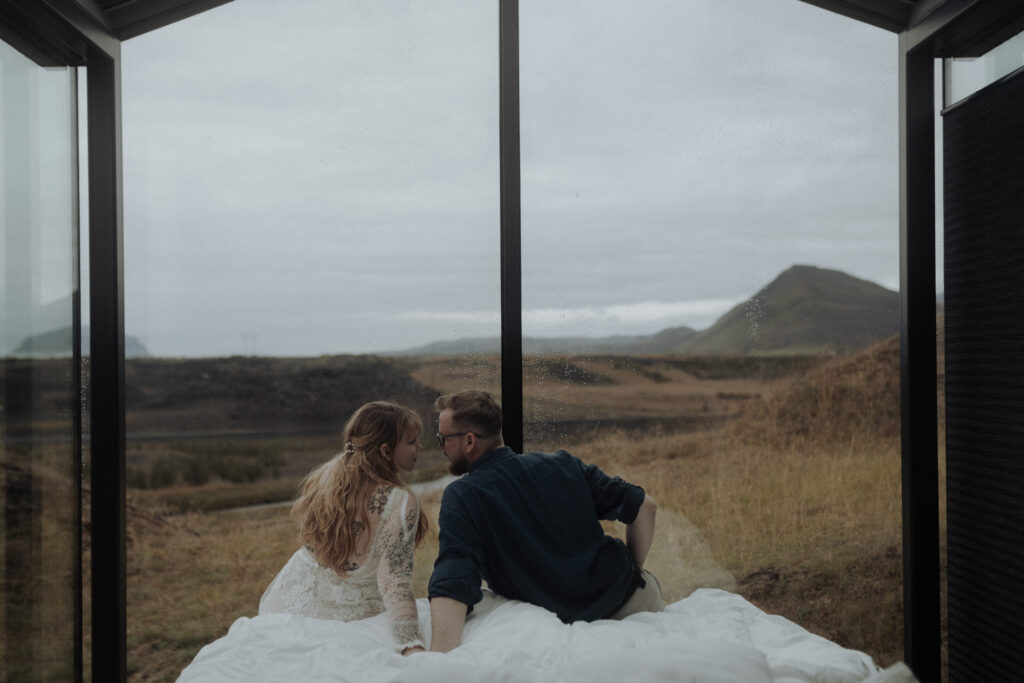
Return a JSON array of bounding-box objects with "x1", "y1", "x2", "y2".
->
[{"x1": 241, "y1": 333, "x2": 257, "y2": 356}]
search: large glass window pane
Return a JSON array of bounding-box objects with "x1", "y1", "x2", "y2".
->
[
  {"x1": 120, "y1": 1, "x2": 498, "y2": 676},
  {"x1": 521, "y1": 0, "x2": 902, "y2": 667},
  {"x1": 1, "y1": 39, "x2": 80, "y2": 681}
]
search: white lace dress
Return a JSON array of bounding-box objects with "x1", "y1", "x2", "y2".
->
[{"x1": 258, "y1": 485, "x2": 424, "y2": 652}]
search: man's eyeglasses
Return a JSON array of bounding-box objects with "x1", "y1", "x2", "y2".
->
[{"x1": 436, "y1": 431, "x2": 480, "y2": 447}]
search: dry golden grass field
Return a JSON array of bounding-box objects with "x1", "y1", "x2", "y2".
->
[{"x1": 103, "y1": 336, "x2": 938, "y2": 682}]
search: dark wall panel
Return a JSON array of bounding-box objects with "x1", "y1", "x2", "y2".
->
[{"x1": 943, "y1": 68, "x2": 1024, "y2": 682}]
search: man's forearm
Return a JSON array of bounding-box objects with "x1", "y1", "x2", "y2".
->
[
  {"x1": 428, "y1": 596, "x2": 468, "y2": 653},
  {"x1": 626, "y1": 495, "x2": 657, "y2": 568}
]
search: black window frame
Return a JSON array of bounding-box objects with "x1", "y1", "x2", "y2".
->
[{"x1": 8, "y1": 1, "x2": 1024, "y2": 680}]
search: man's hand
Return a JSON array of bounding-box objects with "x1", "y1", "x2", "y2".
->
[
  {"x1": 626, "y1": 494, "x2": 657, "y2": 568},
  {"x1": 429, "y1": 596, "x2": 468, "y2": 653}
]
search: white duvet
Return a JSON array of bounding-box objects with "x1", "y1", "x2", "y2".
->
[{"x1": 178, "y1": 588, "x2": 914, "y2": 683}]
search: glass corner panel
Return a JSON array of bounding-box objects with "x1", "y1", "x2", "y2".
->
[{"x1": 1, "y1": 37, "x2": 81, "y2": 682}]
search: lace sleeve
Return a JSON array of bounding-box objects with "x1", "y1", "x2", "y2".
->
[{"x1": 375, "y1": 487, "x2": 424, "y2": 652}]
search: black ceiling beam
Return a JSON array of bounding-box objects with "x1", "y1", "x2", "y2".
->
[
  {"x1": 0, "y1": 0, "x2": 88, "y2": 65},
  {"x1": 796, "y1": 0, "x2": 916, "y2": 32},
  {"x1": 97, "y1": 0, "x2": 232, "y2": 40},
  {"x1": 928, "y1": 0, "x2": 1024, "y2": 56}
]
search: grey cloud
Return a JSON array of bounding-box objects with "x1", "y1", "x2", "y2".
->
[{"x1": 120, "y1": 0, "x2": 900, "y2": 356}]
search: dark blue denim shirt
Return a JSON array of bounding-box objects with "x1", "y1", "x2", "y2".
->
[{"x1": 428, "y1": 446, "x2": 645, "y2": 623}]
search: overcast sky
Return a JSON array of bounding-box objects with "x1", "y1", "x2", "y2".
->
[{"x1": 119, "y1": 0, "x2": 899, "y2": 357}]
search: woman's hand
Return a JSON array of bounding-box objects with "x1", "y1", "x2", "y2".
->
[{"x1": 401, "y1": 645, "x2": 425, "y2": 656}]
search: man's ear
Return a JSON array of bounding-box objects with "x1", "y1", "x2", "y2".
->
[{"x1": 464, "y1": 431, "x2": 477, "y2": 452}]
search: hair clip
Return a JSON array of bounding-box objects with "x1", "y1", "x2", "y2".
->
[{"x1": 344, "y1": 441, "x2": 355, "y2": 455}]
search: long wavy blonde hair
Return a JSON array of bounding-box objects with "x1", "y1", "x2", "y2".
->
[{"x1": 292, "y1": 401, "x2": 429, "y2": 574}]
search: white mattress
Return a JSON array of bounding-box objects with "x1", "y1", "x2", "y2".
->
[{"x1": 178, "y1": 588, "x2": 915, "y2": 682}]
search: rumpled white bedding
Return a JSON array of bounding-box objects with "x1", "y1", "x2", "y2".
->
[{"x1": 178, "y1": 588, "x2": 913, "y2": 683}]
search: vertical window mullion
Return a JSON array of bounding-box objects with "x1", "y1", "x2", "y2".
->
[
  {"x1": 898, "y1": 36, "x2": 940, "y2": 683},
  {"x1": 87, "y1": 44, "x2": 127, "y2": 683},
  {"x1": 499, "y1": 0, "x2": 523, "y2": 452}
]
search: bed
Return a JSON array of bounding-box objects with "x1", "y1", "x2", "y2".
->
[{"x1": 178, "y1": 588, "x2": 915, "y2": 682}]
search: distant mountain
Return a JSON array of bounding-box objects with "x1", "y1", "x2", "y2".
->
[
  {"x1": 388, "y1": 265, "x2": 899, "y2": 356},
  {"x1": 12, "y1": 326, "x2": 152, "y2": 358},
  {"x1": 682, "y1": 265, "x2": 899, "y2": 355}
]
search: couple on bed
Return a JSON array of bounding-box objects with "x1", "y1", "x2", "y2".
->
[{"x1": 259, "y1": 390, "x2": 664, "y2": 655}]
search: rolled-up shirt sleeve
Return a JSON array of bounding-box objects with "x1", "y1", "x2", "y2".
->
[
  {"x1": 427, "y1": 485, "x2": 483, "y2": 611},
  {"x1": 573, "y1": 453, "x2": 646, "y2": 523}
]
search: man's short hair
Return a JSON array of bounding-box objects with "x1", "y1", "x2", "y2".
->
[{"x1": 435, "y1": 390, "x2": 503, "y2": 437}]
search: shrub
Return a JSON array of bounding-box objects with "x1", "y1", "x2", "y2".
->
[
  {"x1": 210, "y1": 456, "x2": 264, "y2": 484},
  {"x1": 181, "y1": 456, "x2": 211, "y2": 486},
  {"x1": 149, "y1": 457, "x2": 178, "y2": 488},
  {"x1": 126, "y1": 466, "x2": 150, "y2": 489}
]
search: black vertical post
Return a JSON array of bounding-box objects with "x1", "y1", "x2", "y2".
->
[
  {"x1": 499, "y1": 0, "x2": 523, "y2": 453},
  {"x1": 87, "y1": 45, "x2": 127, "y2": 683},
  {"x1": 71, "y1": 65, "x2": 84, "y2": 683},
  {"x1": 898, "y1": 37, "x2": 940, "y2": 683}
]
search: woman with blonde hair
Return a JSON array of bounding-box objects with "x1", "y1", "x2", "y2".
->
[{"x1": 259, "y1": 401, "x2": 430, "y2": 655}]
